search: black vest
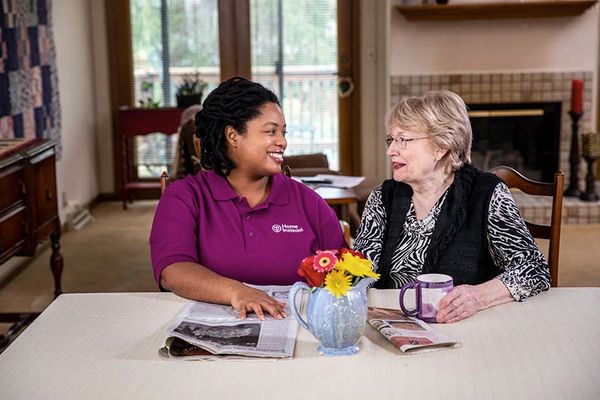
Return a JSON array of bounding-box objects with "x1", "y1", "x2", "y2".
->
[{"x1": 376, "y1": 164, "x2": 502, "y2": 289}]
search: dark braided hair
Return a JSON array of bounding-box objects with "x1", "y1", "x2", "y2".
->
[{"x1": 195, "y1": 77, "x2": 280, "y2": 176}]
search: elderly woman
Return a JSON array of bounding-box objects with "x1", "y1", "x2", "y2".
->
[
  {"x1": 150, "y1": 77, "x2": 346, "y2": 320},
  {"x1": 353, "y1": 90, "x2": 550, "y2": 323}
]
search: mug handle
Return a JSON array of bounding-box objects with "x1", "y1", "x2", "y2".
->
[
  {"x1": 399, "y1": 282, "x2": 419, "y2": 317},
  {"x1": 288, "y1": 282, "x2": 311, "y2": 331}
]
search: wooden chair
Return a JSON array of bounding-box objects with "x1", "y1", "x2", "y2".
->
[
  {"x1": 490, "y1": 166, "x2": 564, "y2": 287},
  {"x1": 160, "y1": 171, "x2": 170, "y2": 195}
]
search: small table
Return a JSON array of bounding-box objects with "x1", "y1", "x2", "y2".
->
[
  {"x1": 118, "y1": 107, "x2": 183, "y2": 209},
  {"x1": 2, "y1": 289, "x2": 598, "y2": 399},
  {"x1": 314, "y1": 186, "x2": 357, "y2": 206},
  {"x1": 314, "y1": 186, "x2": 359, "y2": 225}
]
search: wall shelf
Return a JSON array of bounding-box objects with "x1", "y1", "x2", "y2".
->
[{"x1": 395, "y1": 1, "x2": 597, "y2": 21}]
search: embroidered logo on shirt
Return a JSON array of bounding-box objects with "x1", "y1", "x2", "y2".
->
[{"x1": 272, "y1": 224, "x2": 304, "y2": 233}]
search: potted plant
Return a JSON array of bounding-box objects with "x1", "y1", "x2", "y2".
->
[{"x1": 175, "y1": 73, "x2": 207, "y2": 109}]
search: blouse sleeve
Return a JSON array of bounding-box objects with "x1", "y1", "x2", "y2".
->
[
  {"x1": 149, "y1": 182, "x2": 200, "y2": 285},
  {"x1": 487, "y1": 182, "x2": 551, "y2": 301},
  {"x1": 352, "y1": 186, "x2": 386, "y2": 271}
]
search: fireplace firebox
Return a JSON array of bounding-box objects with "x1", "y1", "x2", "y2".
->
[{"x1": 467, "y1": 102, "x2": 561, "y2": 182}]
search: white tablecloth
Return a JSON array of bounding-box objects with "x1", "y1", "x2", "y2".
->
[{"x1": 0, "y1": 289, "x2": 599, "y2": 399}]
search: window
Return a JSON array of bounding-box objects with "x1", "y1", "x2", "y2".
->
[
  {"x1": 130, "y1": 0, "x2": 220, "y2": 178},
  {"x1": 250, "y1": 0, "x2": 339, "y2": 169},
  {"x1": 124, "y1": 0, "x2": 354, "y2": 181}
]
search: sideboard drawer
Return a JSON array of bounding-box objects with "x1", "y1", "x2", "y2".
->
[
  {"x1": 0, "y1": 206, "x2": 27, "y2": 257},
  {"x1": 0, "y1": 166, "x2": 25, "y2": 212},
  {"x1": 32, "y1": 150, "x2": 58, "y2": 227},
  {"x1": 0, "y1": 139, "x2": 63, "y2": 299}
]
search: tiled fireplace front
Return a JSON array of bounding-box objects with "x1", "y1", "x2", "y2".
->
[
  {"x1": 391, "y1": 71, "x2": 593, "y2": 182},
  {"x1": 391, "y1": 71, "x2": 597, "y2": 223}
]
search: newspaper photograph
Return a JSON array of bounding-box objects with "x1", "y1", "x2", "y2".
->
[
  {"x1": 368, "y1": 307, "x2": 460, "y2": 354},
  {"x1": 160, "y1": 285, "x2": 299, "y2": 359}
]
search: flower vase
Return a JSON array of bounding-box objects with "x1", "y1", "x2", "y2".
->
[{"x1": 288, "y1": 278, "x2": 374, "y2": 356}]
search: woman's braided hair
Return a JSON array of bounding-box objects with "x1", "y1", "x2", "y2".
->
[{"x1": 195, "y1": 77, "x2": 280, "y2": 176}]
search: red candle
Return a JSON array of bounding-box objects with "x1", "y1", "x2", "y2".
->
[{"x1": 571, "y1": 79, "x2": 583, "y2": 113}]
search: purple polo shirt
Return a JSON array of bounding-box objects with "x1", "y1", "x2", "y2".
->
[{"x1": 150, "y1": 170, "x2": 346, "y2": 286}]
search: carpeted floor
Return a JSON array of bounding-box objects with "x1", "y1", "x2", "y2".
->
[
  {"x1": 1, "y1": 200, "x2": 600, "y2": 318},
  {"x1": 0, "y1": 201, "x2": 159, "y2": 314}
]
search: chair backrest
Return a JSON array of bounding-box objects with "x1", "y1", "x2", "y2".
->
[
  {"x1": 174, "y1": 119, "x2": 202, "y2": 179},
  {"x1": 160, "y1": 171, "x2": 170, "y2": 195},
  {"x1": 490, "y1": 166, "x2": 564, "y2": 287},
  {"x1": 282, "y1": 153, "x2": 337, "y2": 177}
]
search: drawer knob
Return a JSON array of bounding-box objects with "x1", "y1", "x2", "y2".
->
[
  {"x1": 19, "y1": 180, "x2": 27, "y2": 195},
  {"x1": 46, "y1": 187, "x2": 53, "y2": 201}
]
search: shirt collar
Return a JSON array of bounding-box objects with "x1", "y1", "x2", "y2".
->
[
  {"x1": 206, "y1": 170, "x2": 289, "y2": 206},
  {"x1": 206, "y1": 170, "x2": 239, "y2": 201},
  {"x1": 267, "y1": 173, "x2": 289, "y2": 206}
]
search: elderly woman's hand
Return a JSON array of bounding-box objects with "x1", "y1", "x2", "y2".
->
[
  {"x1": 229, "y1": 284, "x2": 287, "y2": 321},
  {"x1": 436, "y1": 279, "x2": 514, "y2": 323},
  {"x1": 435, "y1": 285, "x2": 481, "y2": 323}
]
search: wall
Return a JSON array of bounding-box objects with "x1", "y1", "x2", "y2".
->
[
  {"x1": 360, "y1": 0, "x2": 391, "y2": 183},
  {"x1": 53, "y1": 0, "x2": 100, "y2": 221},
  {"x1": 90, "y1": 1, "x2": 114, "y2": 195},
  {"x1": 390, "y1": 1, "x2": 598, "y2": 75},
  {"x1": 380, "y1": 0, "x2": 600, "y2": 181},
  {"x1": 389, "y1": 0, "x2": 599, "y2": 126}
]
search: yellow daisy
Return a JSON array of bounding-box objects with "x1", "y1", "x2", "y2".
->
[
  {"x1": 324, "y1": 269, "x2": 352, "y2": 298},
  {"x1": 337, "y1": 253, "x2": 380, "y2": 279}
]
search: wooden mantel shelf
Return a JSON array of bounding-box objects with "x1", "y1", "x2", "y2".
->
[{"x1": 395, "y1": 1, "x2": 597, "y2": 21}]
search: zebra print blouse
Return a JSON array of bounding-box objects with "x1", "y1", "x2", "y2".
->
[{"x1": 353, "y1": 182, "x2": 550, "y2": 301}]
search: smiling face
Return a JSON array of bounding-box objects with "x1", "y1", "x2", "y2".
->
[
  {"x1": 227, "y1": 102, "x2": 287, "y2": 179},
  {"x1": 386, "y1": 124, "x2": 443, "y2": 186}
]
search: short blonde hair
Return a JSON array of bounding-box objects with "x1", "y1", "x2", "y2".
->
[{"x1": 385, "y1": 90, "x2": 472, "y2": 173}]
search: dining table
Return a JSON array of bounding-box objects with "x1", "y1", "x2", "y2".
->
[
  {"x1": 0, "y1": 288, "x2": 598, "y2": 399},
  {"x1": 313, "y1": 186, "x2": 358, "y2": 224}
]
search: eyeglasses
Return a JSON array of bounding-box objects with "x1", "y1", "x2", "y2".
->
[{"x1": 385, "y1": 134, "x2": 436, "y2": 149}]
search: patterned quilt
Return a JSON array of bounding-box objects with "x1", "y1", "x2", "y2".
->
[{"x1": 0, "y1": 0, "x2": 60, "y2": 144}]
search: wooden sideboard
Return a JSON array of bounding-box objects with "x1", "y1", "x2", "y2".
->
[{"x1": 0, "y1": 139, "x2": 63, "y2": 297}]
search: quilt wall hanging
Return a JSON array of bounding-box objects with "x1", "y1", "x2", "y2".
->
[{"x1": 0, "y1": 0, "x2": 61, "y2": 145}]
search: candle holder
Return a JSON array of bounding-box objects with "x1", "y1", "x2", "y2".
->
[
  {"x1": 580, "y1": 132, "x2": 600, "y2": 202},
  {"x1": 564, "y1": 111, "x2": 583, "y2": 197}
]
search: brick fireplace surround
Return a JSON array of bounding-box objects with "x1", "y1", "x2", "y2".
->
[{"x1": 391, "y1": 71, "x2": 598, "y2": 223}]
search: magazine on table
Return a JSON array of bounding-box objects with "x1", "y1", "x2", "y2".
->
[
  {"x1": 159, "y1": 285, "x2": 299, "y2": 360},
  {"x1": 367, "y1": 307, "x2": 460, "y2": 354}
]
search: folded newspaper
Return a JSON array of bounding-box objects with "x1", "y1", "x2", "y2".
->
[
  {"x1": 160, "y1": 285, "x2": 299, "y2": 360},
  {"x1": 368, "y1": 307, "x2": 460, "y2": 354}
]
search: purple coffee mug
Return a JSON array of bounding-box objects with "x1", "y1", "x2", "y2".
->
[{"x1": 399, "y1": 274, "x2": 453, "y2": 323}]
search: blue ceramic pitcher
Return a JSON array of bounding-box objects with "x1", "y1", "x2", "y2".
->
[{"x1": 288, "y1": 278, "x2": 375, "y2": 356}]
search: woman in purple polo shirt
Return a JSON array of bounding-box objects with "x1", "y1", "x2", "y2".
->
[{"x1": 150, "y1": 77, "x2": 346, "y2": 320}]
